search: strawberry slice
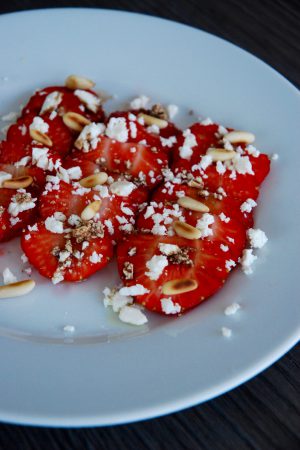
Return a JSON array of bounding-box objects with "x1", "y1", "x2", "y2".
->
[
  {"x1": 117, "y1": 234, "x2": 230, "y2": 314},
  {"x1": 71, "y1": 135, "x2": 169, "y2": 187},
  {"x1": 137, "y1": 199, "x2": 246, "y2": 261},
  {"x1": 21, "y1": 219, "x2": 113, "y2": 283},
  {"x1": 0, "y1": 188, "x2": 38, "y2": 242},
  {"x1": 22, "y1": 86, "x2": 105, "y2": 123},
  {"x1": 39, "y1": 177, "x2": 147, "y2": 240},
  {"x1": 6, "y1": 113, "x2": 74, "y2": 158},
  {"x1": 152, "y1": 181, "x2": 254, "y2": 227},
  {"x1": 172, "y1": 122, "x2": 271, "y2": 202}
]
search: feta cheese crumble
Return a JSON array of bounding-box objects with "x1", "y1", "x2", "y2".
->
[
  {"x1": 29, "y1": 116, "x2": 49, "y2": 134},
  {"x1": 240, "y1": 198, "x2": 257, "y2": 213},
  {"x1": 119, "y1": 284, "x2": 150, "y2": 296},
  {"x1": 130, "y1": 95, "x2": 150, "y2": 110},
  {"x1": 40, "y1": 91, "x2": 62, "y2": 114},
  {"x1": 179, "y1": 129, "x2": 197, "y2": 160},
  {"x1": 224, "y1": 303, "x2": 241, "y2": 316},
  {"x1": 118, "y1": 306, "x2": 148, "y2": 326},
  {"x1": 45, "y1": 215, "x2": 64, "y2": 234},
  {"x1": 105, "y1": 117, "x2": 128, "y2": 143},
  {"x1": 145, "y1": 255, "x2": 168, "y2": 280},
  {"x1": 167, "y1": 104, "x2": 179, "y2": 120},
  {"x1": 196, "y1": 213, "x2": 214, "y2": 237},
  {"x1": 161, "y1": 298, "x2": 181, "y2": 314},
  {"x1": 247, "y1": 228, "x2": 268, "y2": 249},
  {"x1": 239, "y1": 249, "x2": 257, "y2": 274},
  {"x1": 159, "y1": 243, "x2": 180, "y2": 255},
  {"x1": 74, "y1": 89, "x2": 100, "y2": 113},
  {"x1": 221, "y1": 327, "x2": 232, "y2": 338},
  {"x1": 110, "y1": 180, "x2": 136, "y2": 196}
]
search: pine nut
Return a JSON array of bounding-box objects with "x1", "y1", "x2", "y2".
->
[
  {"x1": 223, "y1": 131, "x2": 255, "y2": 144},
  {"x1": 178, "y1": 196, "x2": 210, "y2": 212},
  {"x1": 173, "y1": 221, "x2": 202, "y2": 240},
  {"x1": 206, "y1": 148, "x2": 236, "y2": 162},
  {"x1": 30, "y1": 129, "x2": 53, "y2": 147},
  {"x1": 65, "y1": 75, "x2": 95, "y2": 90},
  {"x1": 79, "y1": 172, "x2": 108, "y2": 188},
  {"x1": 80, "y1": 200, "x2": 102, "y2": 221},
  {"x1": 188, "y1": 179, "x2": 204, "y2": 189},
  {"x1": 138, "y1": 113, "x2": 168, "y2": 129},
  {"x1": 63, "y1": 112, "x2": 91, "y2": 132},
  {"x1": 0, "y1": 280, "x2": 35, "y2": 299},
  {"x1": 162, "y1": 278, "x2": 198, "y2": 295},
  {"x1": 2, "y1": 176, "x2": 33, "y2": 189}
]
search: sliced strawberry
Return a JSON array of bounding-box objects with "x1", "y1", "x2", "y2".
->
[
  {"x1": 39, "y1": 178, "x2": 147, "y2": 240},
  {"x1": 22, "y1": 86, "x2": 105, "y2": 123},
  {"x1": 21, "y1": 220, "x2": 113, "y2": 282},
  {"x1": 117, "y1": 234, "x2": 230, "y2": 314},
  {"x1": 6, "y1": 113, "x2": 73, "y2": 158},
  {"x1": 0, "y1": 188, "x2": 38, "y2": 242},
  {"x1": 152, "y1": 181, "x2": 254, "y2": 227},
  {"x1": 137, "y1": 200, "x2": 246, "y2": 261},
  {"x1": 71, "y1": 135, "x2": 169, "y2": 187}
]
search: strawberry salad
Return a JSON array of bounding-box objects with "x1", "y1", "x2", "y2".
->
[{"x1": 0, "y1": 75, "x2": 274, "y2": 326}]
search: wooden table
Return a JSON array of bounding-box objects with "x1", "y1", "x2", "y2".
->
[{"x1": 0, "y1": 1, "x2": 299, "y2": 448}]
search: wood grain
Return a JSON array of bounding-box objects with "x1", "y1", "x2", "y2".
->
[{"x1": 0, "y1": 1, "x2": 299, "y2": 449}]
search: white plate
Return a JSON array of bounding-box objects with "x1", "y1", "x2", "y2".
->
[{"x1": 0, "y1": 8, "x2": 299, "y2": 427}]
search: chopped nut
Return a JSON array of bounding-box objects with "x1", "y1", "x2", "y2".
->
[{"x1": 123, "y1": 262, "x2": 134, "y2": 280}]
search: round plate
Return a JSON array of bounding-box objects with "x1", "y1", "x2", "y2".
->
[{"x1": 0, "y1": 8, "x2": 299, "y2": 427}]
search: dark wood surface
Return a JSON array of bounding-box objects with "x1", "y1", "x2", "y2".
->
[{"x1": 0, "y1": 1, "x2": 299, "y2": 448}]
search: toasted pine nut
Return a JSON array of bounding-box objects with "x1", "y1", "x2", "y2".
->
[
  {"x1": 173, "y1": 221, "x2": 202, "y2": 240},
  {"x1": 178, "y1": 196, "x2": 210, "y2": 212},
  {"x1": 162, "y1": 278, "x2": 198, "y2": 295},
  {"x1": 188, "y1": 179, "x2": 203, "y2": 189},
  {"x1": 2, "y1": 176, "x2": 33, "y2": 189},
  {"x1": 63, "y1": 112, "x2": 91, "y2": 132},
  {"x1": 81, "y1": 200, "x2": 102, "y2": 221},
  {"x1": 0, "y1": 280, "x2": 35, "y2": 299},
  {"x1": 206, "y1": 148, "x2": 236, "y2": 162},
  {"x1": 79, "y1": 172, "x2": 108, "y2": 188},
  {"x1": 65, "y1": 75, "x2": 95, "y2": 90},
  {"x1": 138, "y1": 113, "x2": 168, "y2": 129},
  {"x1": 30, "y1": 129, "x2": 53, "y2": 147},
  {"x1": 223, "y1": 131, "x2": 255, "y2": 144}
]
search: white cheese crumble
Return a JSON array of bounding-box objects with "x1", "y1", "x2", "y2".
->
[
  {"x1": 29, "y1": 116, "x2": 49, "y2": 134},
  {"x1": 201, "y1": 117, "x2": 213, "y2": 126},
  {"x1": 89, "y1": 252, "x2": 103, "y2": 264},
  {"x1": 74, "y1": 89, "x2": 100, "y2": 113},
  {"x1": 219, "y1": 212, "x2": 230, "y2": 223},
  {"x1": 130, "y1": 95, "x2": 150, "y2": 110},
  {"x1": 8, "y1": 190, "x2": 37, "y2": 217},
  {"x1": 109, "y1": 180, "x2": 136, "y2": 196},
  {"x1": 40, "y1": 91, "x2": 62, "y2": 114},
  {"x1": 76, "y1": 122, "x2": 105, "y2": 152},
  {"x1": 119, "y1": 284, "x2": 150, "y2": 296},
  {"x1": 45, "y1": 215, "x2": 64, "y2": 234},
  {"x1": 221, "y1": 327, "x2": 232, "y2": 338},
  {"x1": 247, "y1": 228, "x2": 268, "y2": 249},
  {"x1": 160, "y1": 135, "x2": 177, "y2": 148},
  {"x1": 220, "y1": 244, "x2": 229, "y2": 252},
  {"x1": 105, "y1": 117, "x2": 128, "y2": 143},
  {"x1": 145, "y1": 255, "x2": 168, "y2": 280},
  {"x1": 159, "y1": 243, "x2": 180, "y2": 255},
  {"x1": 239, "y1": 249, "x2": 257, "y2": 274},
  {"x1": 63, "y1": 325, "x2": 75, "y2": 333},
  {"x1": 3, "y1": 268, "x2": 17, "y2": 285},
  {"x1": 103, "y1": 287, "x2": 133, "y2": 312},
  {"x1": 224, "y1": 303, "x2": 241, "y2": 316},
  {"x1": 118, "y1": 306, "x2": 148, "y2": 326},
  {"x1": 68, "y1": 214, "x2": 81, "y2": 226},
  {"x1": 196, "y1": 213, "x2": 215, "y2": 237},
  {"x1": 167, "y1": 104, "x2": 179, "y2": 120},
  {"x1": 179, "y1": 129, "x2": 197, "y2": 160},
  {"x1": 161, "y1": 298, "x2": 181, "y2": 314},
  {"x1": 240, "y1": 198, "x2": 257, "y2": 213},
  {"x1": 225, "y1": 259, "x2": 236, "y2": 271}
]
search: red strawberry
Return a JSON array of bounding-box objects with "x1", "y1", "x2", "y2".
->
[
  {"x1": 152, "y1": 181, "x2": 254, "y2": 227},
  {"x1": 71, "y1": 135, "x2": 169, "y2": 187},
  {"x1": 39, "y1": 178, "x2": 147, "y2": 240},
  {"x1": 6, "y1": 113, "x2": 74, "y2": 158},
  {"x1": 22, "y1": 86, "x2": 105, "y2": 123},
  {"x1": 117, "y1": 234, "x2": 230, "y2": 314},
  {"x1": 21, "y1": 220, "x2": 113, "y2": 282},
  {"x1": 0, "y1": 188, "x2": 38, "y2": 242},
  {"x1": 137, "y1": 199, "x2": 246, "y2": 261}
]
